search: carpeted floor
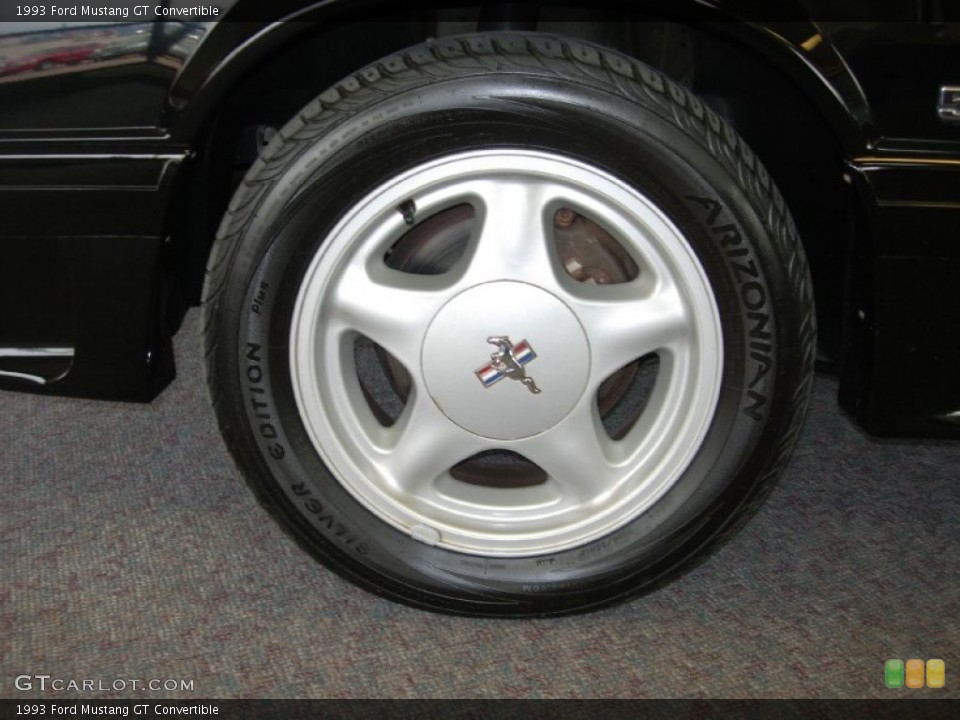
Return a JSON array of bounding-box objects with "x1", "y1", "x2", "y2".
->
[{"x1": 3, "y1": 309, "x2": 958, "y2": 699}]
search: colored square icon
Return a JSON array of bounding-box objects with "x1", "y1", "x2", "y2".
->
[
  {"x1": 905, "y1": 658, "x2": 925, "y2": 688},
  {"x1": 885, "y1": 659, "x2": 904, "y2": 688},
  {"x1": 926, "y1": 659, "x2": 945, "y2": 689}
]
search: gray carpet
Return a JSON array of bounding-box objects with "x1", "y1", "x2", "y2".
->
[{"x1": 3, "y1": 309, "x2": 958, "y2": 699}]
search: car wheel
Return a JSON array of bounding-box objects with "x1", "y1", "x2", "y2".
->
[{"x1": 203, "y1": 33, "x2": 815, "y2": 616}]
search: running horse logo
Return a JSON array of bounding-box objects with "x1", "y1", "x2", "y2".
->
[{"x1": 474, "y1": 336, "x2": 541, "y2": 394}]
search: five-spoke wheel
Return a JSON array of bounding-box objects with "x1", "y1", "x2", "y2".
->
[{"x1": 290, "y1": 150, "x2": 723, "y2": 556}]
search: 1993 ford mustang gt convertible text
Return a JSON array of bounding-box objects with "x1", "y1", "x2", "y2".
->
[{"x1": 1, "y1": 1, "x2": 958, "y2": 615}]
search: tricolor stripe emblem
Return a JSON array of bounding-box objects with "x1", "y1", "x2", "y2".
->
[{"x1": 474, "y1": 337, "x2": 539, "y2": 393}]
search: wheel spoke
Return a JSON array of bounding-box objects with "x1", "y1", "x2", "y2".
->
[
  {"x1": 374, "y1": 392, "x2": 485, "y2": 496},
  {"x1": 461, "y1": 178, "x2": 562, "y2": 285},
  {"x1": 518, "y1": 403, "x2": 619, "y2": 506},
  {"x1": 573, "y1": 280, "x2": 690, "y2": 387},
  {"x1": 330, "y1": 261, "x2": 447, "y2": 370}
]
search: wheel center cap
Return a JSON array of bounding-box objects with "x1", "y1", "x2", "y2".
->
[{"x1": 421, "y1": 281, "x2": 590, "y2": 440}]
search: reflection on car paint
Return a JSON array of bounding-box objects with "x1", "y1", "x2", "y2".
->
[{"x1": 0, "y1": 19, "x2": 215, "y2": 82}]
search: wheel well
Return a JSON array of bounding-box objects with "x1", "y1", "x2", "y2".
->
[{"x1": 171, "y1": 8, "x2": 854, "y2": 362}]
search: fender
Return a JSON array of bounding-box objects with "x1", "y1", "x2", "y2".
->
[
  {"x1": 163, "y1": 0, "x2": 875, "y2": 154},
  {"x1": 165, "y1": 0, "x2": 378, "y2": 139},
  {"x1": 697, "y1": 17, "x2": 874, "y2": 151}
]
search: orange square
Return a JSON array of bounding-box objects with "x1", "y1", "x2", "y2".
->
[{"x1": 905, "y1": 658, "x2": 925, "y2": 688}]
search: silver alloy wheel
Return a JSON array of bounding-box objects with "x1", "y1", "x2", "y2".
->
[{"x1": 290, "y1": 149, "x2": 722, "y2": 556}]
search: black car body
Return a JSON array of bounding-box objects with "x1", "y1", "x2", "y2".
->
[
  {"x1": 1, "y1": 2, "x2": 958, "y2": 615},
  {"x1": 2, "y1": 2, "x2": 958, "y2": 439}
]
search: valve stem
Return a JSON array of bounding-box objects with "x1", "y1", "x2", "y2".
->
[{"x1": 398, "y1": 199, "x2": 417, "y2": 226}]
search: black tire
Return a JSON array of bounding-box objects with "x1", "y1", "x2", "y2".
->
[{"x1": 203, "y1": 33, "x2": 815, "y2": 617}]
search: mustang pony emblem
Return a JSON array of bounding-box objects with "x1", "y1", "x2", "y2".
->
[{"x1": 474, "y1": 336, "x2": 541, "y2": 394}]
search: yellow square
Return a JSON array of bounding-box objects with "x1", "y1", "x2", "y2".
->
[
  {"x1": 905, "y1": 658, "x2": 925, "y2": 688},
  {"x1": 926, "y1": 659, "x2": 945, "y2": 689}
]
